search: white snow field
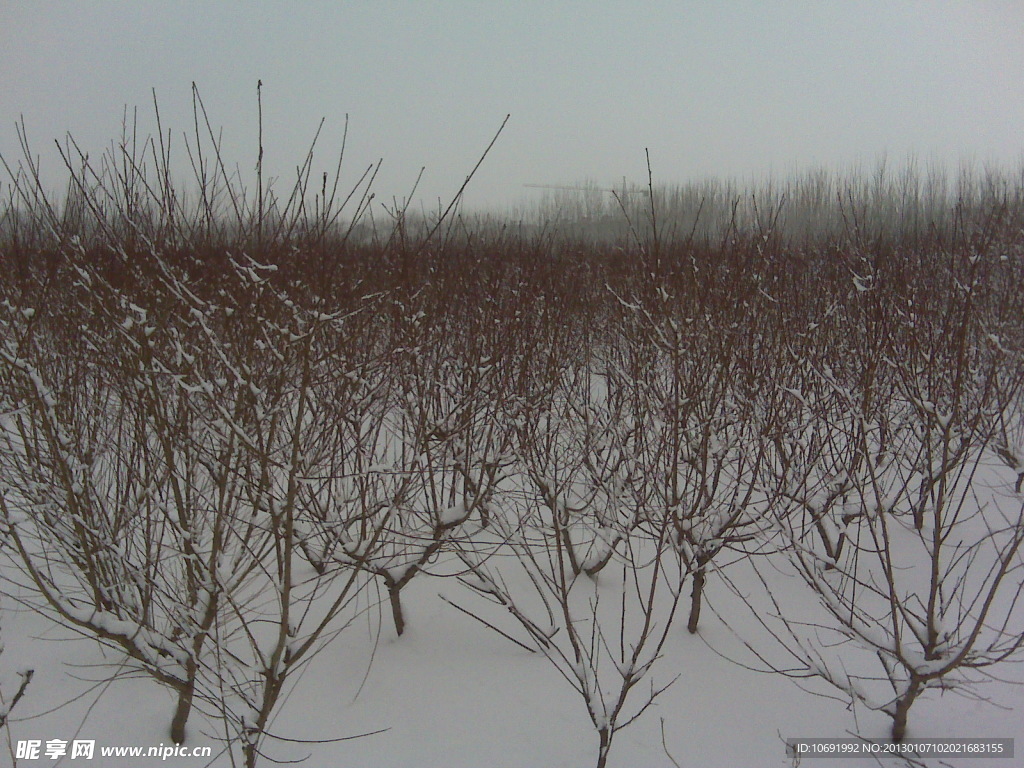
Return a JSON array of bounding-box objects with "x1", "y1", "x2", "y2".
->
[{"x1": 2, "y1": 482, "x2": 1022, "y2": 768}]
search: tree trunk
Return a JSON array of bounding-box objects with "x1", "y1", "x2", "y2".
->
[
  {"x1": 687, "y1": 555, "x2": 709, "y2": 634},
  {"x1": 891, "y1": 701, "x2": 909, "y2": 743},
  {"x1": 170, "y1": 681, "x2": 194, "y2": 744},
  {"x1": 244, "y1": 734, "x2": 258, "y2": 768},
  {"x1": 595, "y1": 727, "x2": 612, "y2": 768},
  {"x1": 890, "y1": 678, "x2": 922, "y2": 743},
  {"x1": 389, "y1": 583, "x2": 406, "y2": 637}
]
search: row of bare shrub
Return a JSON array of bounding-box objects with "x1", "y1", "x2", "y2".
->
[{"x1": 2, "y1": 103, "x2": 1023, "y2": 766}]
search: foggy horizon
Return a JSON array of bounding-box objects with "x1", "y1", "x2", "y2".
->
[{"x1": 2, "y1": 2, "x2": 1023, "y2": 214}]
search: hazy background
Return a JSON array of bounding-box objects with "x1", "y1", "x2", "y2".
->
[{"x1": 2, "y1": 1, "x2": 1022, "y2": 213}]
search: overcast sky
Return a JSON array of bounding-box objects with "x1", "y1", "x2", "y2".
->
[{"x1": 2, "y1": 1, "x2": 1023, "y2": 213}]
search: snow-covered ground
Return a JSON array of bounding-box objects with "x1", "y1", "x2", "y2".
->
[{"x1": 3, "y1": 530, "x2": 1021, "y2": 768}]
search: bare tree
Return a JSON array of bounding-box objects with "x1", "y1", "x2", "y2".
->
[
  {"x1": 451, "y1": 323, "x2": 685, "y2": 768},
  {"x1": 738, "y1": 249, "x2": 1024, "y2": 743},
  {"x1": 305, "y1": 299, "x2": 515, "y2": 638},
  {"x1": 629, "y1": 296, "x2": 779, "y2": 634}
]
